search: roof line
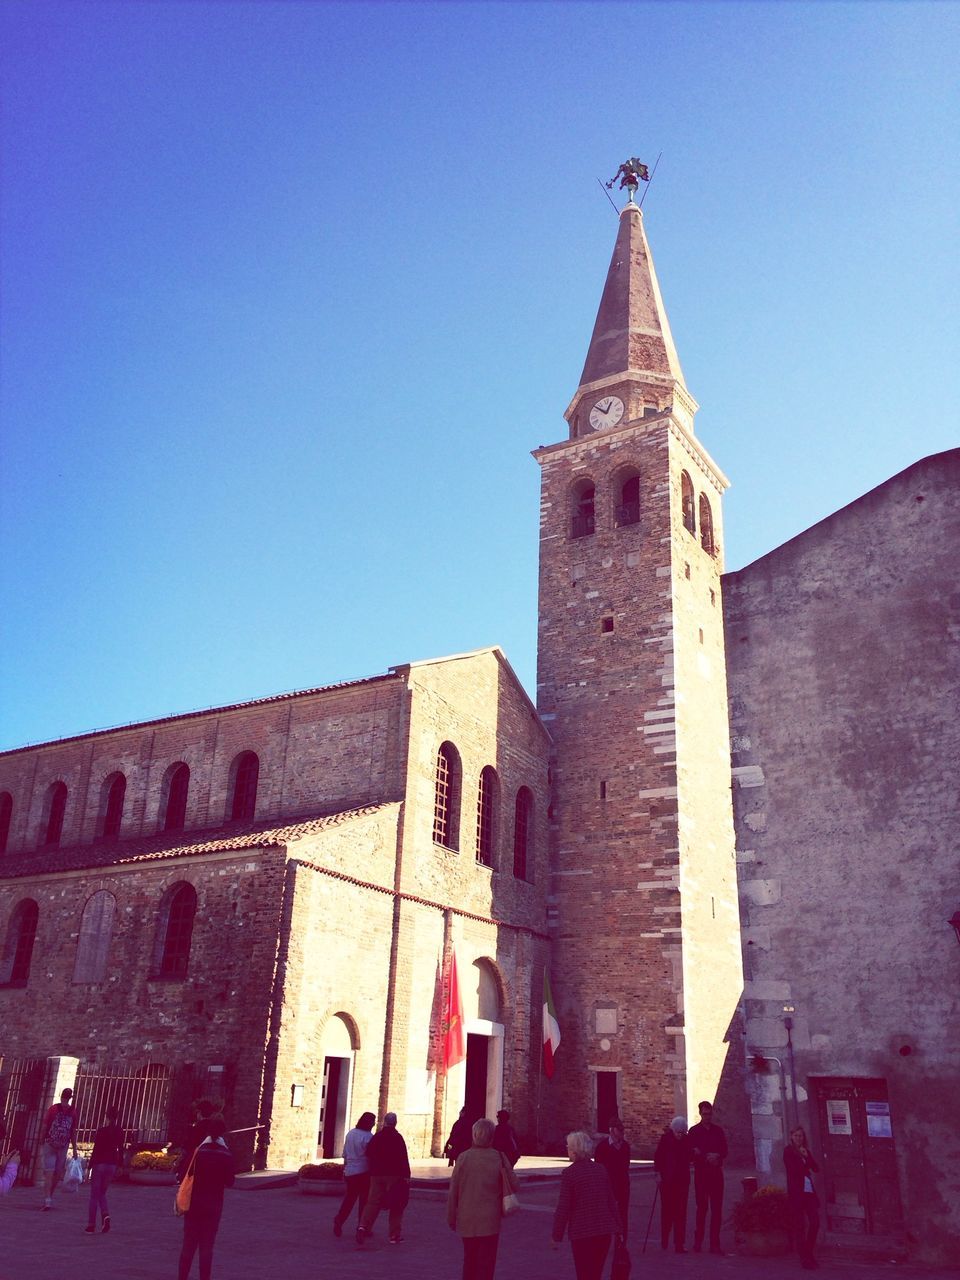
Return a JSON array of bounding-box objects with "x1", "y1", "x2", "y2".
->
[{"x1": 0, "y1": 672, "x2": 401, "y2": 758}]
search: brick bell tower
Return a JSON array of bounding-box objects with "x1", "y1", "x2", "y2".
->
[{"x1": 535, "y1": 191, "x2": 743, "y2": 1149}]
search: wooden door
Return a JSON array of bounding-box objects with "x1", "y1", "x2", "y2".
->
[{"x1": 811, "y1": 1077, "x2": 903, "y2": 1238}]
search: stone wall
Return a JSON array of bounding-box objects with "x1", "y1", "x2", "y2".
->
[{"x1": 724, "y1": 449, "x2": 960, "y2": 1263}]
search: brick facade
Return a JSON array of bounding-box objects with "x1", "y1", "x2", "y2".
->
[
  {"x1": 0, "y1": 650, "x2": 550, "y2": 1168},
  {"x1": 534, "y1": 202, "x2": 742, "y2": 1154}
]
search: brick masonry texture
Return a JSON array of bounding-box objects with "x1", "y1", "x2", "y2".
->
[
  {"x1": 0, "y1": 649, "x2": 550, "y2": 1169},
  {"x1": 535, "y1": 403, "x2": 743, "y2": 1155}
]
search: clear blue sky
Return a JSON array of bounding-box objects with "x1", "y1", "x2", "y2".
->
[{"x1": 2, "y1": 1, "x2": 957, "y2": 751}]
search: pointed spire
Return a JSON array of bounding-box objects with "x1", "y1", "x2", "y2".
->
[
  {"x1": 580, "y1": 202, "x2": 686, "y2": 389},
  {"x1": 567, "y1": 202, "x2": 695, "y2": 433}
]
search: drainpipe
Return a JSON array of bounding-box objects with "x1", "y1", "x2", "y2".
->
[{"x1": 784, "y1": 1017, "x2": 800, "y2": 1129}]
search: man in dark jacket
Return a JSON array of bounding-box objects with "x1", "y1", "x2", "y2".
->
[
  {"x1": 356, "y1": 1112, "x2": 410, "y2": 1246},
  {"x1": 688, "y1": 1100, "x2": 728, "y2": 1254},
  {"x1": 653, "y1": 1117, "x2": 692, "y2": 1252},
  {"x1": 594, "y1": 1118, "x2": 631, "y2": 1230},
  {"x1": 177, "y1": 1114, "x2": 235, "y2": 1280}
]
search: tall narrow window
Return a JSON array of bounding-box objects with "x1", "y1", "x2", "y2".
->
[
  {"x1": 571, "y1": 481, "x2": 596, "y2": 539},
  {"x1": 0, "y1": 792, "x2": 12, "y2": 854},
  {"x1": 699, "y1": 493, "x2": 716, "y2": 556},
  {"x1": 229, "y1": 751, "x2": 260, "y2": 822},
  {"x1": 42, "y1": 781, "x2": 68, "y2": 848},
  {"x1": 513, "y1": 787, "x2": 534, "y2": 881},
  {"x1": 681, "y1": 471, "x2": 696, "y2": 536},
  {"x1": 161, "y1": 763, "x2": 190, "y2": 832},
  {"x1": 1, "y1": 898, "x2": 39, "y2": 985},
  {"x1": 616, "y1": 473, "x2": 641, "y2": 527},
  {"x1": 433, "y1": 742, "x2": 462, "y2": 851},
  {"x1": 98, "y1": 773, "x2": 126, "y2": 841},
  {"x1": 73, "y1": 890, "x2": 116, "y2": 983},
  {"x1": 154, "y1": 882, "x2": 197, "y2": 979},
  {"x1": 476, "y1": 766, "x2": 499, "y2": 868}
]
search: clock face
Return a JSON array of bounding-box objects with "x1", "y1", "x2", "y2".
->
[{"x1": 589, "y1": 395, "x2": 625, "y2": 431}]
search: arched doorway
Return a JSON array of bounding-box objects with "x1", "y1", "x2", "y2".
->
[{"x1": 317, "y1": 1014, "x2": 356, "y2": 1158}]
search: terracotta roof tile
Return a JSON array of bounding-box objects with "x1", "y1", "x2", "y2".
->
[{"x1": 0, "y1": 804, "x2": 392, "y2": 880}]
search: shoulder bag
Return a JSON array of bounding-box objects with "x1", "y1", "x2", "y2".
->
[
  {"x1": 174, "y1": 1148, "x2": 199, "y2": 1217},
  {"x1": 499, "y1": 1153, "x2": 520, "y2": 1216}
]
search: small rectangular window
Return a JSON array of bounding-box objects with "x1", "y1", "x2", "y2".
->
[
  {"x1": 601, "y1": 616, "x2": 614, "y2": 634},
  {"x1": 599, "y1": 780, "x2": 607, "y2": 800}
]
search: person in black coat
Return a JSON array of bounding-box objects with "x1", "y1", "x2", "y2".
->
[
  {"x1": 445, "y1": 1108, "x2": 474, "y2": 1167},
  {"x1": 593, "y1": 1119, "x2": 631, "y2": 1231},
  {"x1": 688, "y1": 1100, "x2": 728, "y2": 1254},
  {"x1": 177, "y1": 1114, "x2": 235, "y2": 1280},
  {"x1": 653, "y1": 1117, "x2": 692, "y2": 1252},
  {"x1": 356, "y1": 1112, "x2": 411, "y2": 1245},
  {"x1": 784, "y1": 1126, "x2": 820, "y2": 1270}
]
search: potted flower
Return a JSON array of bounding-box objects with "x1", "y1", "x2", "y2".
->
[
  {"x1": 129, "y1": 1147, "x2": 182, "y2": 1186},
  {"x1": 733, "y1": 1184, "x2": 791, "y2": 1256},
  {"x1": 297, "y1": 1160, "x2": 344, "y2": 1196}
]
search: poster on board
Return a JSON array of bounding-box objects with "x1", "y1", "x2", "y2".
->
[
  {"x1": 865, "y1": 1100, "x2": 893, "y2": 1138},
  {"x1": 826, "y1": 1098, "x2": 853, "y2": 1135}
]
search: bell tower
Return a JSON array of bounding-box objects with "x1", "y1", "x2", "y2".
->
[{"x1": 535, "y1": 193, "x2": 742, "y2": 1146}]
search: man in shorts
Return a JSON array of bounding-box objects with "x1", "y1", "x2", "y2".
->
[{"x1": 41, "y1": 1087, "x2": 79, "y2": 1209}]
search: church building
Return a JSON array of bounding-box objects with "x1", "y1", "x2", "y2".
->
[{"x1": 1, "y1": 184, "x2": 957, "y2": 1263}]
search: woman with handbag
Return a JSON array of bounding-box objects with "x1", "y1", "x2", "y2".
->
[
  {"x1": 552, "y1": 1131, "x2": 623, "y2": 1280},
  {"x1": 176, "y1": 1114, "x2": 235, "y2": 1280},
  {"x1": 447, "y1": 1117, "x2": 520, "y2": 1280}
]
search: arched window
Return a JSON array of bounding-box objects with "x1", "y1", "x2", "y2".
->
[
  {"x1": 1, "y1": 898, "x2": 39, "y2": 985},
  {"x1": 681, "y1": 471, "x2": 696, "y2": 536},
  {"x1": 475, "y1": 766, "x2": 499, "y2": 868},
  {"x1": 433, "y1": 742, "x2": 462, "y2": 851},
  {"x1": 97, "y1": 773, "x2": 126, "y2": 841},
  {"x1": 616, "y1": 472, "x2": 641, "y2": 527},
  {"x1": 229, "y1": 751, "x2": 259, "y2": 822},
  {"x1": 154, "y1": 882, "x2": 197, "y2": 979},
  {"x1": 161, "y1": 763, "x2": 190, "y2": 832},
  {"x1": 0, "y1": 792, "x2": 12, "y2": 854},
  {"x1": 571, "y1": 480, "x2": 596, "y2": 539},
  {"x1": 42, "y1": 781, "x2": 68, "y2": 848},
  {"x1": 513, "y1": 787, "x2": 534, "y2": 881},
  {"x1": 73, "y1": 890, "x2": 116, "y2": 983},
  {"x1": 699, "y1": 493, "x2": 716, "y2": 556}
]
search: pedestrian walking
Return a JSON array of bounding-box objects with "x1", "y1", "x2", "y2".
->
[
  {"x1": 444, "y1": 1107, "x2": 474, "y2": 1166},
  {"x1": 653, "y1": 1116, "x2": 691, "y2": 1252},
  {"x1": 492, "y1": 1110, "x2": 520, "y2": 1168},
  {"x1": 333, "y1": 1110, "x2": 375, "y2": 1237},
  {"x1": 356, "y1": 1112, "x2": 410, "y2": 1246},
  {"x1": 176, "y1": 1114, "x2": 235, "y2": 1280},
  {"x1": 593, "y1": 1118, "x2": 631, "y2": 1231},
  {"x1": 85, "y1": 1104, "x2": 124, "y2": 1233},
  {"x1": 552, "y1": 1130, "x2": 623, "y2": 1280},
  {"x1": 688, "y1": 1100, "x2": 727, "y2": 1254},
  {"x1": 182, "y1": 1099, "x2": 221, "y2": 1165},
  {"x1": 447, "y1": 1117, "x2": 520, "y2": 1280},
  {"x1": 40, "y1": 1087, "x2": 79, "y2": 1209},
  {"x1": 784, "y1": 1126, "x2": 820, "y2": 1270}
]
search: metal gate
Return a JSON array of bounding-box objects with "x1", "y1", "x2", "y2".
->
[
  {"x1": 0, "y1": 1056, "x2": 45, "y2": 1183},
  {"x1": 73, "y1": 1061, "x2": 172, "y2": 1147}
]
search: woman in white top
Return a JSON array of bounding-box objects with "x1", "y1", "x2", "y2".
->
[{"x1": 333, "y1": 1111, "x2": 376, "y2": 1237}]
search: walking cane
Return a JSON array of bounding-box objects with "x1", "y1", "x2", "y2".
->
[{"x1": 642, "y1": 1181, "x2": 660, "y2": 1254}]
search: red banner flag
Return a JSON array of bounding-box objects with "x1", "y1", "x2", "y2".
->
[{"x1": 441, "y1": 949, "x2": 466, "y2": 1073}]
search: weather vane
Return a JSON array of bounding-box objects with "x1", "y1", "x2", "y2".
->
[{"x1": 606, "y1": 157, "x2": 651, "y2": 203}]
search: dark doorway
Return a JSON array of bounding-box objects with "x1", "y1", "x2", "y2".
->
[
  {"x1": 810, "y1": 1077, "x2": 904, "y2": 1239},
  {"x1": 464, "y1": 1034, "x2": 489, "y2": 1119},
  {"x1": 318, "y1": 1056, "x2": 349, "y2": 1158},
  {"x1": 596, "y1": 1071, "x2": 619, "y2": 1133}
]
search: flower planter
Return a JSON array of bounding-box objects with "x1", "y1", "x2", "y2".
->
[
  {"x1": 736, "y1": 1229, "x2": 791, "y2": 1256},
  {"x1": 130, "y1": 1168, "x2": 178, "y2": 1186},
  {"x1": 298, "y1": 1177, "x2": 342, "y2": 1196}
]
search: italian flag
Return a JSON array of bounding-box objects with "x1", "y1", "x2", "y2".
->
[{"x1": 542, "y1": 969, "x2": 561, "y2": 1078}]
